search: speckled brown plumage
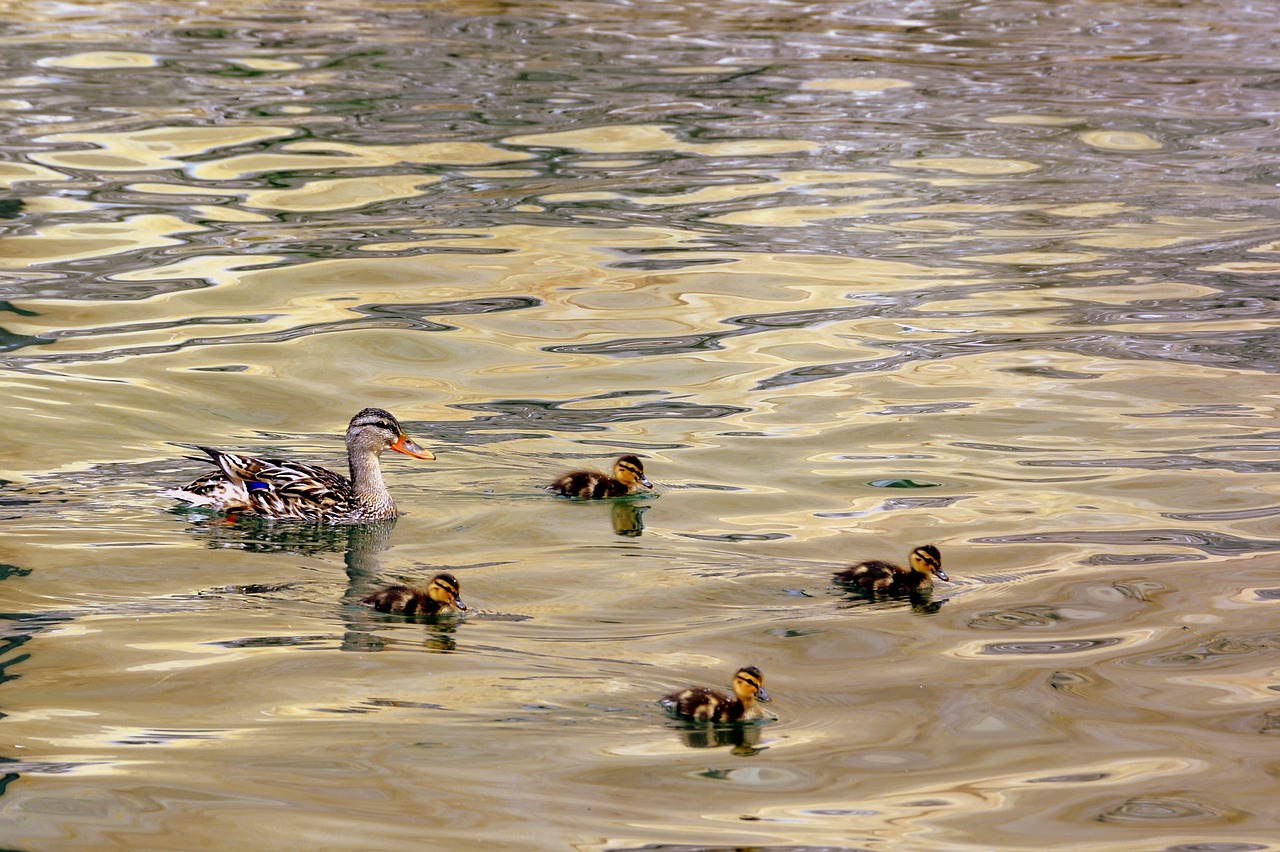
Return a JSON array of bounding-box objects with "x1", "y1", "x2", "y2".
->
[
  {"x1": 834, "y1": 544, "x2": 946, "y2": 594},
  {"x1": 362, "y1": 572, "x2": 466, "y2": 616},
  {"x1": 660, "y1": 666, "x2": 771, "y2": 723},
  {"x1": 165, "y1": 408, "x2": 434, "y2": 524},
  {"x1": 546, "y1": 454, "x2": 653, "y2": 499}
]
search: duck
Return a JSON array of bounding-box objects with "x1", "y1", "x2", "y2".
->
[
  {"x1": 546, "y1": 454, "x2": 653, "y2": 499},
  {"x1": 164, "y1": 407, "x2": 434, "y2": 523},
  {"x1": 833, "y1": 544, "x2": 947, "y2": 594},
  {"x1": 362, "y1": 572, "x2": 466, "y2": 616},
  {"x1": 660, "y1": 666, "x2": 771, "y2": 723}
]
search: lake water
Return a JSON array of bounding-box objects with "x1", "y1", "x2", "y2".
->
[{"x1": 3, "y1": 1, "x2": 1280, "y2": 849}]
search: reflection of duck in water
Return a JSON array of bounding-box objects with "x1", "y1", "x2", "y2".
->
[
  {"x1": 362, "y1": 572, "x2": 466, "y2": 616},
  {"x1": 546, "y1": 455, "x2": 652, "y2": 499},
  {"x1": 660, "y1": 666, "x2": 771, "y2": 723},
  {"x1": 834, "y1": 544, "x2": 947, "y2": 595},
  {"x1": 677, "y1": 720, "x2": 766, "y2": 754},
  {"x1": 611, "y1": 501, "x2": 647, "y2": 537},
  {"x1": 165, "y1": 408, "x2": 434, "y2": 523}
]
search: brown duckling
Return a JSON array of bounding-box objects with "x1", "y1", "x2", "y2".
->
[
  {"x1": 546, "y1": 454, "x2": 653, "y2": 499},
  {"x1": 833, "y1": 544, "x2": 947, "y2": 594},
  {"x1": 660, "y1": 666, "x2": 771, "y2": 723},
  {"x1": 362, "y1": 572, "x2": 467, "y2": 616}
]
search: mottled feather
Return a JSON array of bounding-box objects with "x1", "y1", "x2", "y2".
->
[
  {"x1": 165, "y1": 408, "x2": 432, "y2": 524},
  {"x1": 834, "y1": 544, "x2": 946, "y2": 594},
  {"x1": 660, "y1": 666, "x2": 771, "y2": 723},
  {"x1": 546, "y1": 454, "x2": 653, "y2": 499},
  {"x1": 362, "y1": 572, "x2": 466, "y2": 616}
]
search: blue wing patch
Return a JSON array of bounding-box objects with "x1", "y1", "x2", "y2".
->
[{"x1": 246, "y1": 480, "x2": 269, "y2": 492}]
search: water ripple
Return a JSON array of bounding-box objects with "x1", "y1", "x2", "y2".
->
[
  {"x1": 1096, "y1": 796, "x2": 1231, "y2": 823},
  {"x1": 973, "y1": 529, "x2": 1280, "y2": 557},
  {"x1": 1125, "y1": 631, "x2": 1280, "y2": 669},
  {"x1": 979, "y1": 638, "x2": 1123, "y2": 655}
]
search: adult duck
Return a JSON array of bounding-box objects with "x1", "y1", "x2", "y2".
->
[{"x1": 165, "y1": 407, "x2": 433, "y2": 523}]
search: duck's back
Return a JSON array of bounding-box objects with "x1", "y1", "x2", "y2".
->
[
  {"x1": 547, "y1": 469, "x2": 629, "y2": 499},
  {"x1": 834, "y1": 559, "x2": 924, "y2": 592},
  {"x1": 362, "y1": 585, "x2": 441, "y2": 615},
  {"x1": 661, "y1": 686, "x2": 745, "y2": 722},
  {"x1": 175, "y1": 449, "x2": 360, "y2": 521}
]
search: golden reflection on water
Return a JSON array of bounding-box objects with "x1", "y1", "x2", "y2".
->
[{"x1": 5, "y1": 2, "x2": 1280, "y2": 849}]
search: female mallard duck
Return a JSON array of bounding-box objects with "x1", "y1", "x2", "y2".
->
[
  {"x1": 834, "y1": 544, "x2": 947, "y2": 594},
  {"x1": 165, "y1": 407, "x2": 434, "y2": 523},
  {"x1": 546, "y1": 454, "x2": 653, "y2": 499},
  {"x1": 660, "y1": 666, "x2": 771, "y2": 723},
  {"x1": 362, "y1": 572, "x2": 466, "y2": 616}
]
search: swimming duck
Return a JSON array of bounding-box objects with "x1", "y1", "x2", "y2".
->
[
  {"x1": 660, "y1": 666, "x2": 771, "y2": 723},
  {"x1": 165, "y1": 407, "x2": 434, "y2": 523},
  {"x1": 546, "y1": 454, "x2": 653, "y2": 499},
  {"x1": 362, "y1": 572, "x2": 466, "y2": 616},
  {"x1": 833, "y1": 544, "x2": 947, "y2": 594}
]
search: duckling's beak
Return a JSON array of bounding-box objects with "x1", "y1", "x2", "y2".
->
[
  {"x1": 639, "y1": 474, "x2": 654, "y2": 488},
  {"x1": 755, "y1": 686, "x2": 771, "y2": 703},
  {"x1": 934, "y1": 568, "x2": 950, "y2": 582},
  {"x1": 390, "y1": 435, "x2": 435, "y2": 460},
  {"x1": 451, "y1": 596, "x2": 467, "y2": 612}
]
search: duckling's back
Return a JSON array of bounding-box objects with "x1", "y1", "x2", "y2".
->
[
  {"x1": 661, "y1": 686, "x2": 742, "y2": 722},
  {"x1": 546, "y1": 469, "x2": 630, "y2": 499},
  {"x1": 362, "y1": 584, "x2": 441, "y2": 615},
  {"x1": 834, "y1": 559, "x2": 930, "y2": 593}
]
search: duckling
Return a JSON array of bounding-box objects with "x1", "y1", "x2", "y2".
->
[
  {"x1": 833, "y1": 544, "x2": 947, "y2": 594},
  {"x1": 660, "y1": 665, "x2": 771, "y2": 723},
  {"x1": 362, "y1": 572, "x2": 467, "y2": 616},
  {"x1": 546, "y1": 454, "x2": 653, "y2": 499}
]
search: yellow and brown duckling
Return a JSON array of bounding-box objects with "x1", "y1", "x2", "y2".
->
[
  {"x1": 362, "y1": 572, "x2": 466, "y2": 616},
  {"x1": 165, "y1": 408, "x2": 434, "y2": 524},
  {"x1": 660, "y1": 666, "x2": 771, "y2": 723},
  {"x1": 833, "y1": 544, "x2": 947, "y2": 594},
  {"x1": 546, "y1": 454, "x2": 653, "y2": 499}
]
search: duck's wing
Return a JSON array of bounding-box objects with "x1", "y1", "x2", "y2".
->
[
  {"x1": 834, "y1": 560, "x2": 898, "y2": 590},
  {"x1": 660, "y1": 686, "x2": 730, "y2": 722},
  {"x1": 200, "y1": 449, "x2": 355, "y2": 518}
]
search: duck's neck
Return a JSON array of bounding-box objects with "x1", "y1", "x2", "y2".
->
[{"x1": 348, "y1": 445, "x2": 393, "y2": 510}]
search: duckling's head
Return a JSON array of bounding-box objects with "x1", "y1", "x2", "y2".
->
[
  {"x1": 909, "y1": 544, "x2": 947, "y2": 582},
  {"x1": 613, "y1": 455, "x2": 653, "y2": 489},
  {"x1": 732, "y1": 665, "x2": 770, "y2": 705},
  {"x1": 347, "y1": 408, "x2": 435, "y2": 460},
  {"x1": 427, "y1": 572, "x2": 466, "y2": 611}
]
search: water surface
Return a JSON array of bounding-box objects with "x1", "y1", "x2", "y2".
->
[{"x1": 3, "y1": 1, "x2": 1280, "y2": 849}]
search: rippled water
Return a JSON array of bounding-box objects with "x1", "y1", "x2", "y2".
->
[{"x1": 3, "y1": 1, "x2": 1280, "y2": 849}]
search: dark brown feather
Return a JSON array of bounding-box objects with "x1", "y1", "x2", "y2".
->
[
  {"x1": 546, "y1": 470, "x2": 632, "y2": 499},
  {"x1": 660, "y1": 666, "x2": 770, "y2": 723},
  {"x1": 661, "y1": 686, "x2": 743, "y2": 722},
  {"x1": 362, "y1": 585, "x2": 448, "y2": 616},
  {"x1": 834, "y1": 559, "x2": 932, "y2": 593}
]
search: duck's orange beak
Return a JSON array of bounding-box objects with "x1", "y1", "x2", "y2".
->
[{"x1": 390, "y1": 435, "x2": 435, "y2": 460}]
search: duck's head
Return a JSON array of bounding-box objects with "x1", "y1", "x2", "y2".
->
[
  {"x1": 909, "y1": 544, "x2": 947, "y2": 582},
  {"x1": 427, "y1": 572, "x2": 466, "y2": 611},
  {"x1": 613, "y1": 455, "x2": 653, "y2": 489},
  {"x1": 732, "y1": 665, "x2": 770, "y2": 704},
  {"x1": 347, "y1": 408, "x2": 435, "y2": 460}
]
